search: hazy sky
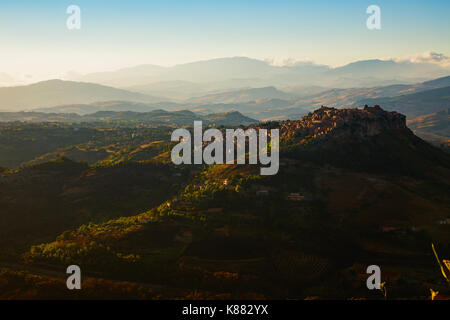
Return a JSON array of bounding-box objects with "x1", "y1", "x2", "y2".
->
[{"x1": 1, "y1": 0, "x2": 450, "y2": 82}]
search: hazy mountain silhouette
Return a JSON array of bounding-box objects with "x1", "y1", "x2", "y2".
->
[
  {"x1": 283, "y1": 76, "x2": 450, "y2": 112},
  {"x1": 33, "y1": 100, "x2": 180, "y2": 115},
  {"x1": 181, "y1": 76, "x2": 450, "y2": 121},
  {"x1": 0, "y1": 109, "x2": 257, "y2": 126},
  {"x1": 71, "y1": 57, "x2": 449, "y2": 89},
  {"x1": 187, "y1": 86, "x2": 295, "y2": 104},
  {"x1": 125, "y1": 79, "x2": 280, "y2": 100},
  {"x1": 330, "y1": 59, "x2": 443, "y2": 78},
  {"x1": 78, "y1": 64, "x2": 166, "y2": 87},
  {"x1": 407, "y1": 108, "x2": 449, "y2": 150},
  {"x1": 0, "y1": 80, "x2": 167, "y2": 111},
  {"x1": 356, "y1": 86, "x2": 450, "y2": 118}
]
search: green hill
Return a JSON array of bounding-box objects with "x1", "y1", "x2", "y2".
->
[{"x1": 11, "y1": 106, "x2": 450, "y2": 299}]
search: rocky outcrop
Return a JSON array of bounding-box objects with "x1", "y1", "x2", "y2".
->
[{"x1": 277, "y1": 105, "x2": 406, "y2": 142}]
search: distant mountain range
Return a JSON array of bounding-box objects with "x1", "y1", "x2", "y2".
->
[
  {"x1": 33, "y1": 100, "x2": 180, "y2": 115},
  {"x1": 0, "y1": 61, "x2": 448, "y2": 149},
  {"x1": 1, "y1": 76, "x2": 449, "y2": 126},
  {"x1": 0, "y1": 80, "x2": 164, "y2": 111},
  {"x1": 356, "y1": 85, "x2": 450, "y2": 118},
  {"x1": 0, "y1": 109, "x2": 257, "y2": 126},
  {"x1": 293, "y1": 76, "x2": 450, "y2": 109},
  {"x1": 69, "y1": 57, "x2": 450, "y2": 89},
  {"x1": 187, "y1": 86, "x2": 295, "y2": 104},
  {"x1": 183, "y1": 76, "x2": 450, "y2": 121}
]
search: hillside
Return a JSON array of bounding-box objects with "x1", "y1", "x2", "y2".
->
[
  {"x1": 202, "y1": 111, "x2": 257, "y2": 126},
  {"x1": 274, "y1": 76, "x2": 450, "y2": 117},
  {"x1": 0, "y1": 80, "x2": 165, "y2": 111},
  {"x1": 0, "y1": 111, "x2": 257, "y2": 168},
  {"x1": 125, "y1": 80, "x2": 217, "y2": 101},
  {"x1": 0, "y1": 106, "x2": 446, "y2": 299},
  {"x1": 0, "y1": 158, "x2": 195, "y2": 254},
  {"x1": 180, "y1": 76, "x2": 450, "y2": 121},
  {"x1": 407, "y1": 108, "x2": 450, "y2": 151},
  {"x1": 187, "y1": 86, "x2": 295, "y2": 104},
  {"x1": 0, "y1": 109, "x2": 256, "y2": 126},
  {"x1": 2, "y1": 76, "x2": 449, "y2": 123},
  {"x1": 80, "y1": 110, "x2": 257, "y2": 126},
  {"x1": 353, "y1": 86, "x2": 450, "y2": 118},
  {"x1": 0, "y1": 123, "x2": 106, "y2": 168},
  {"x1": 256, "y1": 105, "x2": 450, "y2": 176},
  {"x1": 33, "y1": 101, "x2": 171, "y2": 115}
]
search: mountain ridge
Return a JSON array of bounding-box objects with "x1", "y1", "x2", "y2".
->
[
  {"x1": 69, "y1": 57, "x2": 450, "y2": 88},
  {"x1": 0, "y1": 109, "x2": 257, "y2": 126},
  {"x1": 0, "y1": 80, "x2": 168, "y2": 111}
]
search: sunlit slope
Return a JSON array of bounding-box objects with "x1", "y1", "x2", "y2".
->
[{"x1": 22, "y1": 106, "x2": 450, "y2": 299}]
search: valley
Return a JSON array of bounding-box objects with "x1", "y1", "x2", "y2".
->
[{"x1": 0, "y1": 106, "x2": 449, "y2": 299}]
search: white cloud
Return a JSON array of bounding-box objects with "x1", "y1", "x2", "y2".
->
[
  {"x1": 398, "y1": 51, "x2": 450, "y2": 68},
  {"x1": 264, "y1": 57, "x2": 317, "y2": 67}
]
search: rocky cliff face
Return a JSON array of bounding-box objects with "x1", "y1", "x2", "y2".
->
[
  {"x1": 278, "y1": 105, "x2": 407, "y2": 142},
  {"x1": 269, "y1": 105, "x2": 450, "y2": 176}
]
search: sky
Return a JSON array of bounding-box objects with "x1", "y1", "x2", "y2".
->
[{"x1": 1, "y1": 0, "x2": 450, "y2": 83}]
